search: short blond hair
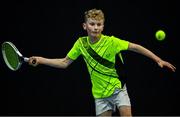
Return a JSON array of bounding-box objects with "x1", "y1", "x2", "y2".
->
[{"x1": 84, "y1": 8, "x2": 105, "y2": 22}]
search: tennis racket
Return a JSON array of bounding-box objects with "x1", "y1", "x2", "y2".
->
[{"x1": 1, "y1": 41, "x2": 35, "y2": 71}]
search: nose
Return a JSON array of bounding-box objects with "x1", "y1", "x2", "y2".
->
[{"x1": 94, "y1": 24, "x2": 98, "y2": 30}]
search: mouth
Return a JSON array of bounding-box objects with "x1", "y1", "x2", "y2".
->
[{"x1": 92, "y1": 32, "x2": 99, "y2": 34}]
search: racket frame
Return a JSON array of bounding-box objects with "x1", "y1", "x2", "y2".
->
[{"x1": 2, "y1": 41, "x2": 29, "y2": 71}]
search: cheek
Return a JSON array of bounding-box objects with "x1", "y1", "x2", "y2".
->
[
  {"x1": 100, "y1": 26, "x2": 104, "y2": 31},
  {"x1": 86, "y1": 25, "x2": 92, "y2": 31}
]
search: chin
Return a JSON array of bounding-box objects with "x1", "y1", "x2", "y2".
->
[{"x1": 91, "y1": 33, "x2": 100, "y2": 38}]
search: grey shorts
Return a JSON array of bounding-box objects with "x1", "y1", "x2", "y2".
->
[{"x1": 95, "y1": 85, "x2": 131, "y2": 115}]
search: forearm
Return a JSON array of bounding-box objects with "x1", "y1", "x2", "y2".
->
[
  {"x1": 29, "y1": 56, "x2": 70, "y2": 69},
  {"x1": 128, "y1": 42, "x2": 176, "y2": 72},
  {"x1": 39, "y1": 57, "x2": 68, "y2": 69},
  {"x1": 128, "y1": 43, "x2": 162, "y2": 63}
]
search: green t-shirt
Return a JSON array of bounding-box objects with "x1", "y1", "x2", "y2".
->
[{"x1": 67, "y1": 34, "x2": 129, "y2": 98}]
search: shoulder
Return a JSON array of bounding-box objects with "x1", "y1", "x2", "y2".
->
[
  {"x1": 110, "y1": 35, "x2": 123, "y2": 41},
  {"x1": 103, "y1": 35, "x2": 124, "y2": 43},
  {"x1": 107, "y1": 35, "x2": 129, "y2": 47},
  {"x1": 73, "y1": 36, "x2": 88, "y2": 47},
  {"x1": 102, "y1": 34, "x2": 121, "y2": 40},
  {"x1": 78, "y1": 36, "x2": 88, "y2": 40},
  {"x1": 101, "y1": 34, "x2": 115, "y2": 41},
  {"x1": 76, "y1": 36, "x2": 88, "y2": 42},
  {"x1": 74, "y1": 36, "x2": 86, "y2": 42}
]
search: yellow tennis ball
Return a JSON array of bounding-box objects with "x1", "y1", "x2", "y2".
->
[{"x1": 155, "y1": 30, "x2": 166, "y2": 41}]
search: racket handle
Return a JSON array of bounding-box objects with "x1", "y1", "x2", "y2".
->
[
  {"x1": 24, "y1": 57, "x2": 29, "y2": 62},
  {"x1": 24, "y1": 57, "x2": 36, "y2": 64}
]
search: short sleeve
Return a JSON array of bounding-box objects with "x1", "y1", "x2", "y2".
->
[
  {"x1": 111, "y1": 36, "x2": 129, "y2": 53},
  {"x1": 67, "y1": 39, "x2": 81, "y2": 60}
]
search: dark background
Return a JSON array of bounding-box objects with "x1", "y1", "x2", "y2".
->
[{"x1": 1, "y1": 0, "x2": 179, "y2": 116}]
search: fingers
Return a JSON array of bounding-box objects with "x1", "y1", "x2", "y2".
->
[
  {"x1": 169, "y1": 64, "x2": 176, "y2": 72},
  {"x1": 165, "y1": 62, "x2": 176, "y2": 72},
  {"x1": 29, "y1": 56, "x2": 39, "y2": 67},
  {"x1": 159, "y1": 61, "x2": 176, "y2": 72}
]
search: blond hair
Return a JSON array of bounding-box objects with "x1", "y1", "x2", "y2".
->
[{"x1": 84, "y1": 8, "x2": 105, "y2": 22}]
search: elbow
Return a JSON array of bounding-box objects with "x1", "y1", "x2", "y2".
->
[
  {"x1": 59, "y1": 57, "x2": 72, "y2": 69},
  {"x1": 61, "y1": 63, "x2": 69, "y2": 69},
  {"x1": 63, "y1": 64, "x2": 68, "y2": 69}
]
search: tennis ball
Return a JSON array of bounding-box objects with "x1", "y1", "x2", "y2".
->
[{"x1": 155, "y1": 30, "x2": 166, "y2": 41}]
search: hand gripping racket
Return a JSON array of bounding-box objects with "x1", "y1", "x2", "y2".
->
[{"x1": 1, "y1": 41, "x2": 35, "y2": 71}]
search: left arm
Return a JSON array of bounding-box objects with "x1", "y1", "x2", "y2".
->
[{"x1": 128, "y1": 42, "x2": 176, "y2": 72}]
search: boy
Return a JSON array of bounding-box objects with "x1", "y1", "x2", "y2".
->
[{"x1": 29, "y1": 8, "x2": 176, "y2": 116}]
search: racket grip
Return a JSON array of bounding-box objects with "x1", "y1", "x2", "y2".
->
[
  {"x1": 24, "y1": 57, "x2": 36, "y2": 64},
  {"x1": 24, "y1": 57, "x2": 29, "y2": 62}
]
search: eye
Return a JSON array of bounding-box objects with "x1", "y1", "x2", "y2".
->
[
  {"x1": 97, "y1": 23, "x2": 102, "y2": 26},
  {"x1": 89, "y1": 22, "x2": 95, "y2": 26}
]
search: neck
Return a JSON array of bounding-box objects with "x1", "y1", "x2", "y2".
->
[{"x1": 89, "y1": 35, "x2": 101, "y2": 44}]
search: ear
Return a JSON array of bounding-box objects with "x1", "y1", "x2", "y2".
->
[{"x1": 82, "y1": 23, "x2": 86, "y2": 30}]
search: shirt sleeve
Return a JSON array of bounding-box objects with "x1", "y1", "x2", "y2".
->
[
  {"x1": 67, "y1": 39, "x2": 81, "y2": 60},
  {"x1": 111, "y1": 36, "x2": 129, "y2": 53}
]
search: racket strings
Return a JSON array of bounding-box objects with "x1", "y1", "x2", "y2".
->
[{"x1": 2, "y1": 42, "x2": 21, "y2": 70}]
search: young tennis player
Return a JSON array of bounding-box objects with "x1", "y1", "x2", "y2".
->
[{"x1": 29, "y1": 8, "x2": 176, "y2": 116}]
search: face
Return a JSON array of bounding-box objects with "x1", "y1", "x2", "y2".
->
[{"x1": 83, "y1": 18, "x2": 104, "y2": 39}]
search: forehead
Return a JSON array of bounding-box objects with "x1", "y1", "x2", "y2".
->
[{"x1": 86, "y1": 18, "x2": 104, "y2": 24}]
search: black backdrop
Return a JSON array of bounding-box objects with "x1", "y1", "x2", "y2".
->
[{"x1": 1, "y1": 0, "x2": 179, "y2": 116}]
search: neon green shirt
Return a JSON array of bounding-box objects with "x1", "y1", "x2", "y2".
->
[{"x1": 67, "y1": 34, "x2": 129, "y2": 98}]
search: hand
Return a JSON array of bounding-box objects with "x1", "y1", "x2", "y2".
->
[
  {"x1": 29, "y1": 56, "x2": 41, "y2": 67},
  {"x1": 157, "y1": 60, "x2": 176, "y2": 72}
]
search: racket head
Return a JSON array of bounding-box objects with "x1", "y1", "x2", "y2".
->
[{"x1": 1, "y1": 41, "x2": 23, "y2": 71}]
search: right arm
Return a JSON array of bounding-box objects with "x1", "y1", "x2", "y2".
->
[
  {"x1": 29, "y1": 56, "x2": 74, "y2": 69},
  {"x1": 29, "y1": 38, "x2": 81, "y2": 69}
]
